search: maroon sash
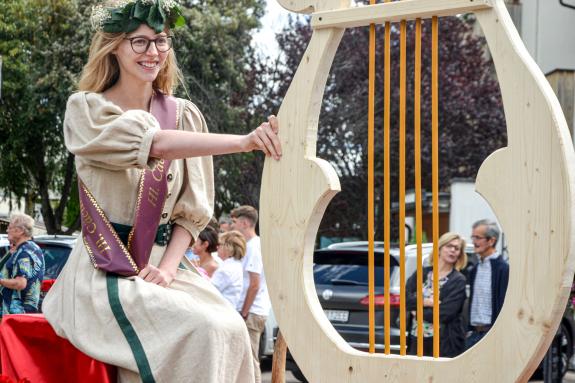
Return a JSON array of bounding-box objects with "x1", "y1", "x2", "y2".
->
[{"x1": 79, "y1": 93, "x2": 178, "y2": 276}]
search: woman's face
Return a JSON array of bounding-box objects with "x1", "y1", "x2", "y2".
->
[
  {"x1": 218, "y1": 244, "x2": 231, "y2": 260},
  {"x1": 192, "y1": 238, "x2": 206, "y2": 254},
  {"x1": 113, "y1": 24, "x2": 170, "y2": 85},
  {"x1": 439, "y1": 239, "x2": 462, "y2": 266}
]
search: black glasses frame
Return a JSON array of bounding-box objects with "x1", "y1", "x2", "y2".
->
[{"x1": 124, "y1": 36, "x2": 174, "y2": 54}]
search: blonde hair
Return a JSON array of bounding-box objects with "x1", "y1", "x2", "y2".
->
[
  {"x1": 78, "y1": 30, "x2": 183, "y2": 94},
  {"x1": 9, "y1": 213, "x2": 35, "y2": 238},
  {"x1": 219, "y1": 231, "x2": 246, "y2": 261},
  {"x1": 430, "y1": 232, "x2": 468, "y2": 271}
]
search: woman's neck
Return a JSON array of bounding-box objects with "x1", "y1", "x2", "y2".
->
[
  {"x1": 198, "y1": 251, "x2": 212, "y2": 263},
  {"x1": 104, "y1": 79, "x2": 154, "y2": 111},
  {"x1": 437, "y1": 260, "x2": 454, "y2": 276}
]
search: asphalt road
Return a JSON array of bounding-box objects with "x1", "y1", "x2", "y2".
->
[
  {"x1": 262, "y1": 362, "x2": 575, "y2": 383},
  {"x1": 261, "y1": 358, "x2": 300, "y2": 383}
]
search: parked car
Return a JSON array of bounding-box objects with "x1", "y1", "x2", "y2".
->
[
  {"x1": 33, "y1": 235, "x2": 77, "y2": 303},
  {"x1": 0, "y1": 234, "x2": 77, "y2": 310},
  {"x1": 286, "y1": 241, "x2": 575, "y2": 382}
]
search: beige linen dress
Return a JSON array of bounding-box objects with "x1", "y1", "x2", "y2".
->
[{"x1": 42, "y1": 92, "x2": 254, "y2": 383}]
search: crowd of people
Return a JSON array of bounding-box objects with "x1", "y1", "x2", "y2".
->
[
  {"x1": 405, "y1": 219, "x2": 509, "y2": 357},
  {"x1": 185, "y1": 205, "x2": 271, "y2": 382}
]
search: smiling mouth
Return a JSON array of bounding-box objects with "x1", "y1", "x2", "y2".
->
[{"x1": 138, "y1": 61, "x2": 159, "y2": 69}]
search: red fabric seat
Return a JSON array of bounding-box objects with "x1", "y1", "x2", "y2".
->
[{"x1": 0, "y1": 314, "x2": 116, "y2": 383}]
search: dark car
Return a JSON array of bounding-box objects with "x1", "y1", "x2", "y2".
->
[
  {"x1": 0, "y1": 234, "x2": 76, "y2": 309},
  {"x1": 287, "y1": 241, "x2": 575, "y2": 382},
  {"x1": 312, "y1": 244, "x2": 400, "y2": 353},
  {"x1": 287, "y1": 242, "x2": 402, "y2": 381}
]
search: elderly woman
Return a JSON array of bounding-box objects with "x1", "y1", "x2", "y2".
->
[
  {"x1": 42, "y1": 1, "x2": 281, "y2": 382},
  {"x1": 406, "y1": 232, "x2": 468, "y2": 357},
  {"x1": 211, "y1": 230, "x2": 246, "y2": 308}
]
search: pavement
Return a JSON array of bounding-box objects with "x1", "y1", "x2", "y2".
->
[
  {"x1": 261, "y1": 358, "x2": 300, "y2": 383},
  {"x1": 262, "y1": 361, "x2": 575, "y2": 383},
  {"x1": 531, "y1": 371, "x2": 575, "y2": 382}
]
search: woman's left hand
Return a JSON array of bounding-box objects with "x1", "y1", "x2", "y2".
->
[
  {"x1": 243, "y1": 115, "x2": 282, "y2": 160},
  {"x1": 138, "y1": 264, "x2": 175, "y2": 287}
]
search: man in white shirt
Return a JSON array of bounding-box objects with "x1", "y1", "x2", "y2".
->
[{"x1": 230, "y1": 205, "x2": 271, "y2": 383}]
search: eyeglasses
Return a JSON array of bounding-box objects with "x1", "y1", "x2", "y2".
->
[
  {"x1": 444, "y1": 244, "x2": 461, "y2": 251},
  {"x1": 124, "y1": 36, "x2": 173, "y2": 54},
  {"x1": 470, "y1": 235, "x2": 489, "y2": 241}
]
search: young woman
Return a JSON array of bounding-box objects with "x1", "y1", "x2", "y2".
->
[
  {"x1": 191, "y1": 226, "x2": 219, "y2": 277},
  {"x1": 42, "y1": 1, "x2": 280, "y2": 382},
  {"x1": 406, "y1": 232, "x2": 468, "y2": 357},
  {"x1": 211, "y1": 230, "x2": 246, "y2": 308}
]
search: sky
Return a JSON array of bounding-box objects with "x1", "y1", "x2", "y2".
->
[{"x1": 252, "y1": 0, "x2": 292, "y2": 56}]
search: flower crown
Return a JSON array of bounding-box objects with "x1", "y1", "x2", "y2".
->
[{"x1": 91, "y1": 0, "x2": 185, "y2": 34}]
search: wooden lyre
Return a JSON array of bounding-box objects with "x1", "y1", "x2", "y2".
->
[{"x1": 260, "y1": 0, "x2": 575, "y2": 381}]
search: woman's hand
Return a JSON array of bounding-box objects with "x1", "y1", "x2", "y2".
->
[
  {"x1": 423, "y1": 297, "x2": 440, "y2": 307},
  {"x1": 242, "y1": 115, "x2": 282, "y2": 160},
  {"x1": 138, "y1": 264, "x2": 176, "y2": 287}
]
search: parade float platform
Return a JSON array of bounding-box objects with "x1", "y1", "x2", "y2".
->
[{"x1": 0, "y1": 314, "x2": 116, "y2": 382}]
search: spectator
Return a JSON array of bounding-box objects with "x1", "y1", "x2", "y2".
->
[
  {"x1": 190, "y1": 226, "x2": 219, "y2": 277},
  {"x1": 231, "y1": 205, "x2": 271, "y2": 383},
  {"x1": 466, "y1": 219, "x2": 509, "y2": 349},
  {"x1": 1, "y1": 213, "x2": 44, "y2": 316},
  {"x1": 211, "y1": 231, "x2": 245, "y2": 308},
  {"x1": 406, "y1": 232, "x2": 468, "y2": 357},
  {"x1": 218, "y1": 215, "x2": 232, "y2": 233}
]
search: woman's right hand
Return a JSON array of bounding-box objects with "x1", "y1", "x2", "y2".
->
[
  {"x1": 138, "y1": 264, "x2": 175, "y2": 287},
  {"x1": 242, "y1": 115, "x2": 282, "y2": 160}
]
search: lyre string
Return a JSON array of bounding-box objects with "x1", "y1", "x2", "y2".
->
[
  {"x1": 383, "y1": 0, "x2": 392, "y2": 356},
  {"x1": 414, "y1": 17, "x2": 424, "y2": 358},
  {"x1": 431, "y1": 15, "x2": 440, "y2": 359},
  {"x1": 367, "y1": 0, "x2": 376, "y2": 355},
  {"x1": 398, "y1": 18, "x2": 407, "y2": 357}
]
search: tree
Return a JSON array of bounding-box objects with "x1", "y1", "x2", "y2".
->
[
  {"x1": 269, "y1": 15, "x2": 507, "y2": 240},
  {"x1": 0, "y1": 0, "x2": 269, "y2": 232},
  {"x1": 0, "y1": 0, "x2": 95, "y2": 233},
  {"x1": 175, "y1": 0, "x2": 268, "y2": 216}
]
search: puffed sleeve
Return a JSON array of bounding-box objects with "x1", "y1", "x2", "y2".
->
[
  {"x1": 63, "y1": 92, "x2": 160, "y2": 170},
  {"x1": 170, "y1": 100, "x2": 215, "y2": 239}
]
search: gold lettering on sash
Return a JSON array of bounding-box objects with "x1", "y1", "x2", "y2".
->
[
  {"x1": 95, "y1": 233, "x2": 111, "y2": 253},
  {"x1": 148, "y1": 186, "x2": 160, "y2": 208},
  {"x1": 152, "y1": 160, "x2": 165, "y2": 182},
  {"x1": 80, "y1": 202, "x2": 97, "y2": 234}
]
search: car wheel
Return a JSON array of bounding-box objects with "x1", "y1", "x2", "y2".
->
[
  {"x1": 542, "y1": 321, "x2": 573, "y2": 382},
  {"x1": 557, "y1": 321, "x2": 573, "y2": 378},
  {"x1": 290, "y1": 363, "x2": 308, "y2": 383}
]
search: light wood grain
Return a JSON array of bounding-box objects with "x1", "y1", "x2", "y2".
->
[
  {"x1": 311, "y1": 0, "x2": 492, "y2": 29},
  {"x1": 260, "y1": 0, "x2": 575, "y2": 381}
]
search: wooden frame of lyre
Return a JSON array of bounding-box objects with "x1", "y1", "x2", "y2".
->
[{"x1": 260, "y1": 0, "x2": 575, "y2": 381}]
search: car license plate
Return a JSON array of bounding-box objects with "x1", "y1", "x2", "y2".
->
[{"x1": 324, "y1": 309, "x2": 349, "y2": 323}]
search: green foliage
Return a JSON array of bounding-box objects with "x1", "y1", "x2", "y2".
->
[
  {"x1": 0, "y1": 0, "x2": 95, "y2": 232},
  {"x1": 270, "y1": 15, "x2": 507, "y2": 240},
  {"x1": 99, "y1": 0, "x2": 185, "y2": 33},
  {"x1": 175, "y1": 0, "x2": 267, "y2": 216},
  {"x1": 0, "y1": 0, "x2": 269, "y2": 230}
]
